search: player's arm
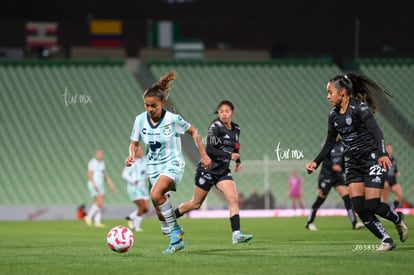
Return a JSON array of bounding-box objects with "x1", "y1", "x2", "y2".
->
[
  {"x1": 87, "y1": 169, "x2": 98, "y2": 192},
  {"x1": 187, "y1": 126, "x2": 211, "y2": 169},
  {"x1": 125, "y1": 141, "x2": 139, "y2": 167},
  {"x1": 306, "y1": 129, "x2": 337, "y2": 174},
  {"x1": 234, "y1": 127, "x2": 241, "y2": 172},
  {"x1": 104, "y1": 172, "x2": 116, "y2": 192}
]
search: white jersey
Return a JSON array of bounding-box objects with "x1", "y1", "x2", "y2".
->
[
  {"x1": 88, "y1": 158, "x2": 105, "y2": 185},
  {"x1": 130, "y1": 110, "x2": 190, "y2": 178},
  {"x1": 122, "y1": 158, "x2": 147, "y2": 186}
]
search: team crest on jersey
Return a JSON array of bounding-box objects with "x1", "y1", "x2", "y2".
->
[
  {"x1": 345, "y1": 116, "x2": 352, "y2": 125},
  {"x1": 163, "y1": 125, "x2": 172, "y2": 136}
]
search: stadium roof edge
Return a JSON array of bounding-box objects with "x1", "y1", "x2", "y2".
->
[
  {"x1": 147, "y1": 58, "x2": 333, "y2": 67},
  {"x1": 0, "y1": 59, "x2": 125, "y2": 67}
]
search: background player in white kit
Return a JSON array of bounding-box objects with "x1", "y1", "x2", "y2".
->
[
  {"x1": 85, "y1": 149, "x2": 115, "y2": 227},
  {"x1": 125, "y1": 71, "x2": 211, "y2": 254},
  {"x1": 122, "y1": 143, "x2": 149, "y2": 232}
]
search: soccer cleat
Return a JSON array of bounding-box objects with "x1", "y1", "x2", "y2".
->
[
  {"x1": 94, "y1": 223, "x2": 105, "y2": 228},
  {"x1": 305, "y1": 223, "x2": 318, "y2": 231},
  {"x1": 84, "y1": 216, "x2": 92, "y2": 227},
  {"x1": 127, "y1": 220, "x2": 134, "y2": 230},
  {"x1": 163, "y1": 225, "x2": 184, "y2": 240},
  {"x1": 376, "y1": 238, "x2": 396, "y2": 252},
  {"x1": 134, "y1": 227, "x2": 143, "y2": 232},
  {"x1": 395, "y1": 212, "x2": 408, "y2": 242},
  {"x1": 353, "y1": 222, "x2": 365, "y2": 230},
  {"x1": 162, "y1": 240, "x2": 185, "y2": 254},
  {"x1": 170, "y1": 225, "x2": 184, "y2": 244},
  {"x1": 232, "y1": 232, "x2": 253, "y2": 244}
]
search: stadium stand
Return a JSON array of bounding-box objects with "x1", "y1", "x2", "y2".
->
[
  {"x1": 1, "y1": 59, "x2": 413, "y2": 213},
  {"x1": 0, "y1": 61, "x2": 144, "y2": 205},
  {"x1": 148, "y1": 59, "x2": 414, "y2": 208}
]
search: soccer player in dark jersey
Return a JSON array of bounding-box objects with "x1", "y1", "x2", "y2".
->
[
  {"x1": 306, "y1": 73, "x2": 408, "y2": 251},
  {"x1": 381, "y1": 144, "x2": 403, "y2": 209},
  {"x1": 305, "y1": 136, "x2": 364, "y2": 231},
  {"x1": 174, "y1": 100, "x2": 253, "y2": 244}
]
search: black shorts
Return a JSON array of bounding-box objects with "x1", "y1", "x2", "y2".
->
[
  {"x1": 195, "y1": 167, "x2": 233, "y2": 191},
  {"x1": 385, "y1": 176, "x2": 398, "y2": 186},
  {"x1": 344, "y1": 151, "x2": 385, "y2": 188},
  {"x1": 318, "y1": 172, "x2": 346, "y2": 196}
]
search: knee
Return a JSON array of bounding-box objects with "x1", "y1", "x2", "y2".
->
[
  {"x1": 365, "y1": 198, "x2": 381, "y2": 212},
  {"x1": 351, "y1": 196, "x2": 365, "y2": 212}
]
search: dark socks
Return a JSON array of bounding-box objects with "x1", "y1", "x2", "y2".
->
[
  {"x1": 174, "y1": 208, "x2": 183, "y2": 219},
  {"x1": 307, "y1": 196, "x2": 325, "y2": 224},
  {"x1": 230, "y1": 214, "x2": 240, "y2": 232},
  {"x1": 393, "y1": 200, "x2": 400, "y2": 209},
  {"x1": 356, "y1": 209, "x2": 389, "y2": 240},
  {"x1": 366, "y1": 199, "x2": 400, "y2": 224},
  {"x1": 342, "y1": 195, "x2": 357, "y2": 225},
  {"x1": 352, "y1": 196, "x2": 391, "y2": 240}
]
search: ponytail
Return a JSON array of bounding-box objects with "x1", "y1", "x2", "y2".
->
[
  {"x1": 144, "y1": 71, "x2": 176, "y2": 101},
  {"x1": 143, "y1": 71, "x2": 177, "y2": 111},
  {"x1": 329, "y1": 73, "x2": 390, "y2": 113}
]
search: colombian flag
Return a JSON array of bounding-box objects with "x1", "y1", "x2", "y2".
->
[{"x1": 90, "y1": 20, "x2": 122, "y2": 47}]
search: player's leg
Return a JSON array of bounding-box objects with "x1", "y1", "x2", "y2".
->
[
  {"x1": 306, "y1": 189, "x2": 326, "y2": 231},
  {"x1": 175, "y1": 169, "x2": 212, "y2": 218},
  {"x1": 335, "y1": 185, "x2": 362, "y2": 229},
  {"x1": 126, "y1": 184, "x2": 139, "y2": 230},
  {"x1": 349, "y1": 182, "x2": 396, "y2": 251},
  {"x1": 381, "y1": 181, "x2": 391, "y2": 203},
  {"x1": 85, "y1": 182, "x2": 101, "y2": 226},
  {"x1": 364, "y1": 163, "x2": 408, "y2": 243},
  {"x1": 391, "y1": 183, "x2": 403, "y2": 209},
  {"x1": 93, "y1": 194, "x2": 105, "y2": 227},
  {"x1": 151, "y1": 175, "x2": 184, "y2": 253},
  {"x1": 175, "y1": 185, "x2": 209, "y2": 218},
  {"x1": 306, "y1": 176, "x2": 330, "y2": 230},
  {"x1": 216, "y1": 179, "x2": 253, "y2": 244},
  {"x1": 133, "y1": 198, "x2": 149, "y2": 231}
]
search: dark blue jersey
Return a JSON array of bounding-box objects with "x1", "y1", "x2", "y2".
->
[
  {"x1": 314, "y1": 98, "x2": 387, "y2": 166},
  {"x1": 199, "y1": 119, "x2": 240, "y2": 175},
  {"x1": 320, "y1": 139, "x2": 344, "y2": 176}
]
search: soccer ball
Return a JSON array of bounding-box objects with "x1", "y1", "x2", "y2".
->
[{"x1": 106, "y1": 225, "x2": 134, "y2": 253}]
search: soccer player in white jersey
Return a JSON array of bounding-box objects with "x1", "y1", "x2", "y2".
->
[
  {"x1": 122, "y1": 144, "x2": 149, "y2": 232},
  {"x1": 85, "y1": 149, "x2": 115, "y2": 227},
  {"x1": 125, "y1": 71, "x2": 211, "y2": 254}
]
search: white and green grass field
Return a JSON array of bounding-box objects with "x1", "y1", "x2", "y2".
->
[{"x1": 1, "y1": 216, "x2": 413, "y2": 275}]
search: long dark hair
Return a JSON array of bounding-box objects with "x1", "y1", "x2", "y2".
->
[{"x1": 329, "y1": 73, "x2": 390, "y2": 113}]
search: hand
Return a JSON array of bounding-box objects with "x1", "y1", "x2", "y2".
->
[
  {"x1": 201, "y1": 154, "x2": 212, "y2": 169},
  {"x1": 110, "y1": 184, "x2": 116, "y2": 193},
  {"x1": 231, "y1": 153, "x2": 240, "y2": 161},
  {"x1": 378, "y1": 155, "x2": 392, "y2": 172},
  {"x1": 332, "y1": 164, "x2": 342, "y2": 172},
  {"x1": 306, "y1": 162, "x2": 317, "y2": 174},
  {"x1": 235, "y1": 163, "x2": 242, "y2": 173},
  {"x1": 125, "y1": 156, "x2": 135, "y2": 167}
]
